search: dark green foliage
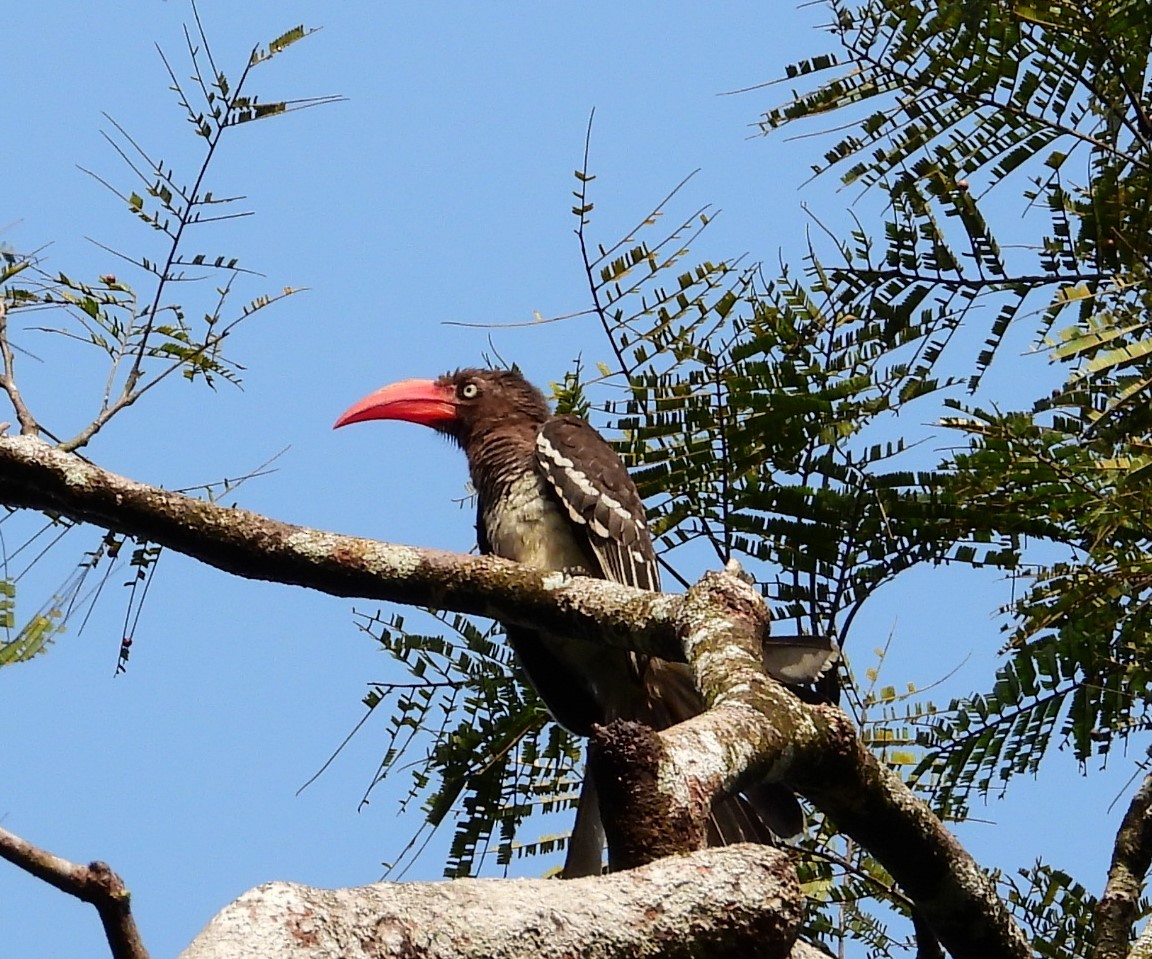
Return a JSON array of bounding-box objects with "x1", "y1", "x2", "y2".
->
[
  {"x1": 757, "y1": 0, "x2": 1152, "y2": 388},
  {"x1": 1001, "y1": 863, "x2": 1101, "y2": 959},
  {"x1": 598, "y1": 250, "x2": 1023, "y2": 651},
  {"x1": 354, "y1": 609, "x2": 581, "y2": 878},
  {"x1": 549, "y1": 360, "x2": 593, "y2": 418},
  {"x1": 913, "y1": 399, "x2": 1152, "y2": 815},
  {"x1": 738, "y1": 0, "x2": 1152, "y2": 947}
]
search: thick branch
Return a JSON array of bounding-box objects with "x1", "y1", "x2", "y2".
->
[
  {"x1": 0, "y1": 435, "x2": 682, "y2": 657},
  {"x1": 179, "y1": 845, "x2": 803, "y2": 959},
  {"x1": 0, "y1": 825, "x2": 149, "y2": 959},
  {"x1": 658, "y1": 570, "x2": 1031, "y2": 959},
  {"x1": 1094, "y1": 772, "x2": 1152, "y2": 959}
]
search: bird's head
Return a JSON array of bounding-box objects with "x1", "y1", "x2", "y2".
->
[{"x1": 333, "y1": 367, "x2": 550, "y2": 447}]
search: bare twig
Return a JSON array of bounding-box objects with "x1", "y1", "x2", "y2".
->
[
  {"x1": 0, "y1": 302, "x2": 39, "y2": 435},
  {"x1": 442, "y1": 308, "x2": 597, "y2": 329},
  {"x1": 0, "y1": 825, "x2": 149, "y2": 959},
  {"x1": 573, "y1": 110, "x2": 633, "y2": 380}
]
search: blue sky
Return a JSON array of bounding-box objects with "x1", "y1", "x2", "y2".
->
[{"x1": 1, "y1": 3, "x2": 1137, "y2": 956}]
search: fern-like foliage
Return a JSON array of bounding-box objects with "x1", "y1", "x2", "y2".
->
[
  {"x1": 580, "y1": 184, "x2": 1022, "y2": 675},
  {"x1": 1000, "y1": 862, "x2": 1105, "y2": 959},
  {"x1": 0, "y1": 11, "x2": 332, "y2": 673},
  {"x1": 353, "y1": 609, "x2": 581, "y2": 878},
  {"x1": 757, "y1": 0, "x2": 1152, "y2": 384},
  {"x1": 744, "y1": 0, "x2": 1152, "y2": 816},
  {"x1": 3, "y1": 11, "x2": 337, "y2": 454},
  {"x1": 759, "y1": 0, "x2": 1146, "y2": 193},
  {"x1": 913, "y1": 392, "x2": 1152, "y2": 812}
]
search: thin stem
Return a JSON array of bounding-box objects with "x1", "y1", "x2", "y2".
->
[
  {"x1": 711, "y1": 358, "x2": 732, "y2": 563},
  {"x1": 124, "y1": 46, "x2": 259, "y2": 393},
  {"x1": 0, "y1": 301, "x2": 38, "y2": 435},
  {"x1": 574, "y1": 110, "x2": 632, "y2": 381}
]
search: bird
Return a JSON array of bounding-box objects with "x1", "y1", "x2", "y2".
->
[{"x1": 334, "y1": 366, "x2": 802, "y2": 875}]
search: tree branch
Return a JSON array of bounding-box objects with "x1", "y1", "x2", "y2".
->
[
  {"x1": 1094, "y1": 771, "x2": 1152, "y2": 959},
  {"x1": 0, "y1": 434, "x2": 685, "y2": 659},
  {"x1": 0, "y1": 825, "x2": 149, "y2": 959},
  {"x1": 653, "y1": 569, "x2": 1031, "y2": 959},
  {"x1": 179, "y1": 845, "x2": 805, "y2": 959},
  {"x1": 0, "y1": 436, "x2": 1026, "y2": 958}
]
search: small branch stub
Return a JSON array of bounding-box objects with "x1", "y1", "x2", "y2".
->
[{"x1": 590, "y1": 719, "x2": 708, "y2": 869}]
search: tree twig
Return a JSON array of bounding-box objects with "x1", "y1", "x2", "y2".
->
[
  {"x1": 0, "y1": 301, "x2": 39, "y2": 435},
  {"x1": 573, "y1": 110, "x2": 633, "y2": 381},
  {"x1": 0, "y1": 825, "x2": 149, "y2": 959}
]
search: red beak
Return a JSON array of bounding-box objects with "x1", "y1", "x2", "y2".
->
[{"x1": 333, "y1": 378, "x2": 458, "y2": 430}]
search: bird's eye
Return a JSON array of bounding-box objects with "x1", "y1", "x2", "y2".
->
[{"x1": 459, "y1": 382, "x2": 479, "y2": 400}]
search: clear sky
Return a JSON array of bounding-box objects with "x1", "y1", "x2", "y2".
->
[{"x1": 1, "y1": 3, "x2": 1137, "y2": 956}]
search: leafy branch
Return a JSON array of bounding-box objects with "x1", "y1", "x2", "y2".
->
[{"x1": 0, "y1": 9, "x2": 339, "y2": 454}]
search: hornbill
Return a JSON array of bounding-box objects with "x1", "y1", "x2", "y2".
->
[{"x1": 335, "y1": 367, "x2": 802, "y2": 875}]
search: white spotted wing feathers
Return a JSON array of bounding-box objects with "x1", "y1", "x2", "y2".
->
[{"x1": 534, "y1": 416, "x2": 660, "y2": 592}]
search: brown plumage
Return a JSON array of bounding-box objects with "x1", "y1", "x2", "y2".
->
[{"x1": 335, "y1": 367, "x2": 802, "y2": 875}]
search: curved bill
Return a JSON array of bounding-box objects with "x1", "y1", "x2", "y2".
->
[{"x1": 333, "y1": 378, "x2": 457, "y2": 429}]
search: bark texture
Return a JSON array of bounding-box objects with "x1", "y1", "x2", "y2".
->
[
  {"x1": 1095, "y1": 772, "x2": 1152, "y2": 959},
  {"x1": 179, "y1": 846, "x2": 802, "y2": 959}
]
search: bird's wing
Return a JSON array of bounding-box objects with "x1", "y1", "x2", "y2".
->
[{"x1": 534, "y1": 415, "x2": 660, "y2": 592}]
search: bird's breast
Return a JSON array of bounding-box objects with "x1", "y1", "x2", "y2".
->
[
  {"x1": 482, "y1": 471, "x2": 590, "y2": 571},
  {"x1": 481, "y1": 471, "x2": 643, "y2": 724}
]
